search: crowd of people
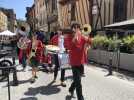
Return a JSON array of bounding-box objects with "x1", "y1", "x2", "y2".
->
[{"x1": 16, "y1": 22, "x2": 92, "y2": 100}]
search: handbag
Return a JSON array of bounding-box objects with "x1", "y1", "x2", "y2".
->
[{"x1": 58, "y1": 53, "x2": 70, "y2": 69}]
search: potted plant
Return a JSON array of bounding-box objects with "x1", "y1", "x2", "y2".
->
[
  {"x1": 91, "y1": 35, "x2": 109, "y2": 50},
  {"x1": 123, "y1": 35, "x2": 134, "y2": 53},
  {"x1": 108, "y1": 36, "x2": 122, "y2": 52}
]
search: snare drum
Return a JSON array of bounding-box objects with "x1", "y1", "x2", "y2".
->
[
  {"x1": 45, "y1": 45, "x2": 60, "y2": 54},
  {"x1": 58, "y1": 53, "x2": 70, "y2": 69}
]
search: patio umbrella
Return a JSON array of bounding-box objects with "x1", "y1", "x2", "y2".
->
[
  {"x1": 0, "y1": 30, "x2": 16, "y2": 36},
  {"x1": 0, "y1": 30, "x2": 17, "y2": 43}
]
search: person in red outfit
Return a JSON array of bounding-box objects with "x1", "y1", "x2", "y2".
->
[
  {"x1": 17, "y1": 27, "x2": 30, "y2": 71},
  {"x1": 49, "y1": 29, "x2": 67, "y2": 87},
  {"x1": 65, "y1": 22, "x2": 91, "y2": 100},
  {"x1": 27, "y1": 33, "x2": 44, "y2": 83}
]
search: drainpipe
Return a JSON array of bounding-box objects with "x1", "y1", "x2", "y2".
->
[
  {"x1": 89, "y1": 0, "x2": 93, "y2": 26},
  {"x1": 71, "y1": 0, "x2": 76, "y2": 21}
]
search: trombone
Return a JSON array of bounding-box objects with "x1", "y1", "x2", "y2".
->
[{"x1": 81, "y1": 24, "x2": 92, "y2": 36}]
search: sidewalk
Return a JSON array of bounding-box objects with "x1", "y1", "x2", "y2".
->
[{"x1": 88, "y1": 62, "x2": 134, "y2": 84}]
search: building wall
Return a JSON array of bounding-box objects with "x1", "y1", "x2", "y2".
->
[
  {"x1": 26, "y1": 4, "x2": 37, "y2": 32},
  {"x1": 92, "y1": 0, "x2": 114, "y2": 30},
  {"x1": 76, "y1": 0, "x2": 91, "y2": 25},
  {"x1": 34, "y1": 0, "x2": 40, "y2": 29},
  {"x1": 92, "y1": 0, "x2": 134, "y2": 30},
  {"x1": 127, "y1": 0, "x2": 134, "y2": 20},
  {"x1": 58, "y1": 0, "x2": 92, "y2": 28},
  {"x1": 0, "y1": 8, "x2": 16, "y2": 32},
  {"x1": 38, "y1": 0, "x2": 48, "y2": 32},
  {"x1": 31, "y1": 5, "x2": 36, "y2": 31},
  {"x1": 34, "y1": 0, "x2": 48, "y2": 31},
  {"x1": 46, "y1": 0, "x2": 58, "y2": 32},
  {"x1": 58, "y1": 1, "x2": 71, "y2": 28},
  {"x1": 0, "y1": 11, "x2": 8, "y2": 32}
]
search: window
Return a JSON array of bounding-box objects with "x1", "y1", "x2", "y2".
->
[
  {"x1": 52, "y1": 0, "x2": 57, "y2": 13},
  {"x1": 113, "y1": 0, "x2": 127, "y2": 22},
  {"x1": 71, "y1": 2, "x2": 76, "y2": 21}
]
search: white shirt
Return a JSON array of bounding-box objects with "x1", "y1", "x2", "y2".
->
[{"x1": 58, "y1": 35, "x2": 65, "y2": 53}]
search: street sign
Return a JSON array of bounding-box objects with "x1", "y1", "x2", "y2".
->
[{"x1": 92, "y1": 5, "x2": 98, "y2": 15}]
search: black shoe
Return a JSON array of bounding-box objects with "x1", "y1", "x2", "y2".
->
[
  {"x1": 34, "y1": 75, "x2": 38, "y2": 79},
  {"x1": 30, "y1": 78, "x2": 35, "y2": 83},
  {"x1": 22, "y1": 68, "x2": 26, "y2": 72},
  {"x1": 79, "y1": 96, "x2": 84, "y2": 100},
  {"x1": 53, "y1": 79, "x2": 56, "y2": 82},
  {"x1": 69, "y1": 90, "x2": 74, "y2": 97},
  {"x1": 81, "y1": 74, "x2": 86, "y2": 77}
]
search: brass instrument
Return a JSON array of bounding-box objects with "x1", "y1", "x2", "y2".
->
[
  {"x1": 17, "y1": 37, "x2": 31, "y2": 50},
  {"x1": 81, "y1": 24, "x2": 92, "y2": 35}
]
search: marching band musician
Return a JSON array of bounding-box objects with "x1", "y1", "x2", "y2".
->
[
  {"x1": 49, "y1": 28, "x2": 66, "y2": 87},
  {"x1": 17, "y1": 26, "x2": 30, "y2": 71},
  {"x1": 64, "y1": 22, "x2": 92, "y2": 100},
  {"x1": 27, "y1": 33, "x2": 44, "y2": 83}
]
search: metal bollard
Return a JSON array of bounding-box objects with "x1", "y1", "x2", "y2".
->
[
  {"x1": 12, "y1": 57, "x2": 15, "y2": 65},
  {"x1": 108, "y1": 57, "x2": 113, "y2": 75},
  {"x1": 12, "y1": 66, "x2": 18, "y2": 86},
  {"x1": 7, "y1": 68, "x2": 11, "y2": 100}
]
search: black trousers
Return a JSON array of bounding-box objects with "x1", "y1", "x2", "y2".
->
[
  {"x1": 69, "y1": 66, "x2": 84, "y2": 100},
  {"x1": 53, "y1": 54, "x2": 65, "y2": 82},
  {"x1": 80, "y1": 64, "x2": 84, "y2": 74},
  {"x1": 21, "y1": 53, "x2": 27, "y2": 69}
]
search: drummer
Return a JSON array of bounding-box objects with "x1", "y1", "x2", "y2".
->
[{"x1": 49, "y1": 28, "x2": 66, "y2": 87}]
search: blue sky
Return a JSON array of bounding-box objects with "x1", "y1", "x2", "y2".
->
[{"x1": 0, "y1": 0, "x2": 34, "y2": 20}]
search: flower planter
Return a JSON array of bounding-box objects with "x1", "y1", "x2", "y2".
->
[
  {"x1": 89, "y1": 49, "x2": 134, "y2": 71},
  {"x1": 89, "y1": 49, "x2": 118, "y2": 65},
  {"x1": 88, "y1": 49, "x2": 100, "y2": 63},
  {"x1": 120, "y1": 53, "x2": 134, "y2": 71}
]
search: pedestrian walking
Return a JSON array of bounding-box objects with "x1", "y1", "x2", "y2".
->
[
  {"x1": 65, "y1": 22, "x2": 92, "y2": 100},
  {"x1": 49, "y1": 28, "x2": 66, "y2": 87}
]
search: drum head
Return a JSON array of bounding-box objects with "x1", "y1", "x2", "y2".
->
[{"x1": 45, "y1": 45, "x2": 60, "y2": 52}]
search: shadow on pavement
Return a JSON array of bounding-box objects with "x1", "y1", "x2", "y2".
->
[
  {"x1": 10, "y1": 78, "x2": 31, "y2": 86},
  {"x1": 24, "y1": 81, "x2": 61, "y2": 96},
  {"x1": 2, "y1": 78, "x2": 31, "y2": 88},
  {"x1": 115, "y1": 72, "x2": 134, "y2": 82},
  {"x1": 89, "y1": 63, "x2": 134, "y2": 82},
  {"x1": 0, "y1": 76, "x2": 7, "y2": 82},
  {"x1": 20, "y1": 97, "x2": 37, "y2": 100}
]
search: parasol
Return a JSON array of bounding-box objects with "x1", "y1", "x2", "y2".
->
[{"x1": 0, "y1": 30, "x2": 16, "y2": 36}]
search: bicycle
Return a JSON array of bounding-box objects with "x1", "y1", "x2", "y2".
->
[{"x1": 0, "y1": 51, "x2": 13, "y2": 81}]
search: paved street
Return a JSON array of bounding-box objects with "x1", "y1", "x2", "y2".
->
[{"x1": 0, "y1": 62, "x2": 134, "y2": 100}]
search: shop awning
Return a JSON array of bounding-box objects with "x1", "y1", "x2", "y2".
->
[{"x1": 104, "y1": 19, "x2": 134, "y2": 30}]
